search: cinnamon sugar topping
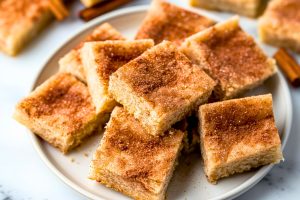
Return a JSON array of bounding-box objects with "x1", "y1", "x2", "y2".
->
[
  {"x1": 135, "y1": 0, "x2": 215, "y2": 45},
  {"x1": 0, "y1": 0, "x2": 49, "y2": 28},
  {"x1": 74, "y1": 23, "x2": 125, "y2": 50},
  {"x1": 98, "y1": 107, "x2": 184, "y2": 184},
  {"x1": 268, "y1": 0, "x2": 300, "y2": 22},
  {"x1": 114, "y1": 41, "x2": 215, "y2": 113},
  {"x1": 93, "y1": 41, "x2": 153, "y2": 83},
  {"x1": 18, "y1": 73, "x2": 96, "y2": 133},
  {"x1": 201, "y1": 95, "x2": 280, "y2": 163},
  {"x1": 202, "y1": 28, "x2": 269, "y2": 85},
  {"x1": 130, "y1": 51, "x2": 178, "y2": 94}
]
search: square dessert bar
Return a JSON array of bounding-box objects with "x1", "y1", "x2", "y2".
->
[
  {"x1": 0, "y1": 0, "x2": 53, "y2": 56},
  {"x1": 81, "y1": 39, "x2": 154, "y2": 114},
  {"x1": 109, "y1": 41, "x2": 215, "y2": 136},
  {"x1": 259, "y1": 0, "x2": 300, "y2": 53},
  {"x1": 135, "y1": 0, "x2": 215, "y2": 46},
  {"x1": 90, "y1": 106, "x2": 184, "y2": 200},
  {"x1": 59, "y1": 23, "x2": 125, "y2": 82},
  {"x1": 181, "y1": 17, "x2": 276, "y2": 100},
  {"x1": 190, "y1": 0, "x2": 266, "y2": 18},
  {"x1": 199, "y1": 94, "x2": 283, "y2": 183},
  {"x1": 14, "y1": 73, "x2": 108, "y2": 153}
]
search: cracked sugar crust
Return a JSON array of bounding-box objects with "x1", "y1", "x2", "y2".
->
[
  {"x1": 93, "y1": 107, "x2": 184, "y2": 190},
  {"x1": 17, "y1": 73, "x2": 96, "y2": 134},
  {"x1": 200, "y1": 94, "x2": 281, "y2": 164},
  {"x1": 113, "y1": 41, "x2": 215, "y2": 113},
  {"x1": 135, "y1": 0, "x2": 215, "y2": 45}
]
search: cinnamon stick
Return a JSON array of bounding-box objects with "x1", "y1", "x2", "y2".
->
[
  {"x1": 79, "y1": 0, "x2": 133, "y2": 22},
  {"x1": 274, "y1": 48, "x2": 300, "y2": 87},
  {"x1": 48, "y1": 0, "x2": 69, "y2": 21}
]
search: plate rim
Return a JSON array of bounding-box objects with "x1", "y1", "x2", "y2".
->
[{"x1": 28, "y1": 5, "x2": 293, "y2": 200}]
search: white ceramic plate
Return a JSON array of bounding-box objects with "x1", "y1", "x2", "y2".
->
[{"x1": 29, "y1": 6, "x2": 293, "y2": 200}]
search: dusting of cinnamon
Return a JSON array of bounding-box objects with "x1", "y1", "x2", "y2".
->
[
  {"x1": 93, "y1": 41, "x2": 153, "y2": 83},
  {"x1": 130, "y1": 51, "x2": 178, "y2": 94},
  {"x1": 63, "y1": 23, "x2": 125, "y2": 75},
  {"x1": 98, "y1": 107, "x2": 184, "y2": 186},
  {"x1": 202, "y1": 28, "x2": 271, "y2": 87},
  {"x1": 74, "y1": 23, "x2": 125, "y2": 50},
  {"x1": 18, "y1": 73, "x2": 96, "y2": 133},
  {"x1": 135, "y1": 0, "x2": 215, "y2": 45},
  {"x1": 115, "y1": 41, "x2": 215, "y2": 112},
  {"x1": 268, "y1": 0, "x2": 300, "y2": 23},
  {"x1": 201, "y1": 95, "x2": 280, "y2": 163},
  {"x1": 0, "y1": 0, "x2": 49, "y2": 28}
]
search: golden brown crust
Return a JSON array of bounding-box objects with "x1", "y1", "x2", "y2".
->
[
  {"x1": 190, "y1": 0, "x2": 263, "y2": 18},
  {"x1": 90, "y1": 107, "x2": 184, "y2": 198},
  {"x1": 182, "y1": 17, "x2": 276, "y2": 100},
  {"x1": 88, "y1": 40, "x2": 154, "y2": 84},
  {"x1": 0, "y1": 0, "x2": 49, "y2": 30},
  {"x1": 109, "y1": 41, "x2": 215, "y2": 135},
  {"x1": 199, "y1": 94, "x2": 283, "y2": 182},
  {"x1": 258, "y1": 0, "x2": 300, "y2": 53},
  {"x1": 200, "y1": 94, "x2": 278, "y2": 163},
  {"x1": 102, "y1": 109, "x2": 183, "y2": 182},
  {"x1": 112, "y1": 41, "x2": 215, "y2": 114},
  {"x1": 263, "y1": 0, "x2": 300, "y2": 23},
  {"x1": 81, "y1": 39, "x2": 154, "y2": 113},
  {"x1": 18, "y1": 73, "x2": 95, "y2": 132},
  {"x1": 0, "y1": 0, "x2": 52, "y2": 55},
  {"x1": 75, "y1": 23, "x2": 126, "y2": 50},
  {"x1": 135, "y1": 0, "x2": 215, "y2": 45},
  {"x1": 14, "y1": 73, "x2": 101, "y2": 153},
  {"x1": 59, "y1": 23, "x2": 125, "y2": 82},
  {"x1": 200, "y1": 28, "x2": 269, "y2": 85}
]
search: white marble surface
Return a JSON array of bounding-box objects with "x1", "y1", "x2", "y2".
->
[{"x1": 0, "y1": 0, "x2": 299, "y2": 199}]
